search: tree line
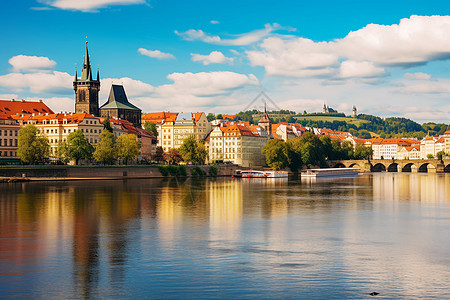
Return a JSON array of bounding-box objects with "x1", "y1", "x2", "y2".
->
[{"x1": 262, "y1": 132, "x2": 373, "y2": 171}]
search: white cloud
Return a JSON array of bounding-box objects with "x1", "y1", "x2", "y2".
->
[
  {"x1": 247, "y1": 37, "x2": 338, "y2": 77},
  {"x1": 100, "y1": 77, "x2": 154, "y2": 99},
  {"x1": 210, "y1": 20, "x2": 219, "y2": 24},
  {"x1": 339, "y1": 15, "x2": 450, "y2": 67},
  {"x1": 175, "y1": 23, "x2": 285, "y2": 46},
  {"x1": 24, "y1": 96, "x2": 74, "y2": 113},
  {"x1": 191, "y1": 51, "x2": 234, "y2": 65},
  {"x1": 0, "y1": 71, "x2": 72, "y2": 93},
  {"x1": 404, "y1": 72, "x2": 432, "y2": 80},
  {"x1": 138, "y1": 48, "x2": 175, "y2": 60},
  {"x1": 9, "y1": 55, "x2": 56, "y2": 72},
  {"x1": 38, "y1": 0, "x2": 146, "y2": 12},
  {"x1": 398, "y1": 79, "x2": 450, "y2": 94},
  {"x1": 0, "y1": 94, "x2": 19, "y2": 100},
  {"x1": 247, "y1": 15, "x2": 450, "y2": 79},
  {"x1": 339, "y1": 61, "x2": 385, "y2": 78}
]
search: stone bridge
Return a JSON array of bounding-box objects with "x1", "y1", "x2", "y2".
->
[{"x1": 327, "y1": 159, "x2": 450, "y2": 173}]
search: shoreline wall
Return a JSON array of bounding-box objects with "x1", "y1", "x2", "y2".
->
[{"x1": 0, "y1": 165, "x2": 242, "y2": 180}]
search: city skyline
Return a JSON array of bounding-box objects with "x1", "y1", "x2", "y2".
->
[{"x1": 1, "y1": 0, "x2": 450, "y2": 123}]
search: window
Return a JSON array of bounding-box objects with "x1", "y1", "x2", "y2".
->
[
  {"x1": 15, "y1": 131, "x2": 17, "y2": 136},
  {"x1": 9, "y1": 130, "x2": 12, "y2": 136},
  {"x1": 46, "y1": 129, "x2": 49, "y2": 134},
  {"x1": 9, "y1": 139, "x2": 13, "y2": 146}
]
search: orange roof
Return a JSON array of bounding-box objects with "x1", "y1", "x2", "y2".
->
[
  {"x1": 222, "y1": 114, "x2": 235, "y2": 120},
  {"x1": 0, "y1": 99, "x2": 53, "y2": 119},
  {"x1": 192, "y1": 112, "x2": 203, "y2": 124},
  {"x1": 402, "y1": 145, "x2": 420, "y2": 151},
  {"x1": 142, "y1": 112, "x2": 178, "y2": 124},
  {"x1": 12, "y1": 112, "x2": 97, "y2": 125},
  {"x1": 223, "y1": 124, "x2": 256, "y2": 137}
]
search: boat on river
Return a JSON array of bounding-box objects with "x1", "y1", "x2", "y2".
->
[
  {"x1": 234, "y1": 170, "x2": 289, "y2": 178},
  {"x1": 301, "y1": 168, "x2": 359, "y2": 178}
]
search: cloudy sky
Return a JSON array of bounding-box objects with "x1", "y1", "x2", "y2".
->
[{"x1": 1, "y1": 0, "x2": 450, "y2": 123}]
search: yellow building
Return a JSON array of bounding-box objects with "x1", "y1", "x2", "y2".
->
[
  {"x1": 208, "y1": 123, "x2": 268, "y2": 167},
  {"x1": 142, "y1": 112, "x2": 211, "y2": 152}
]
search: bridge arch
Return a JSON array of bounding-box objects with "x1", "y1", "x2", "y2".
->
[
  {"x1": 445, "y1": 163, "x2": 450, "y2": 173},
  {"x1": 372, "y1": 163, "x2": 386, "y2": 172},
  {"x1": 418, "y1": 163, "x2": 437, "y2": 173},
  {"x1": 349, "y1": 163, "x2": 361, "y2": 169},
  {"x1": 388, "y1": 163, "x2": 399, "y2": 172},
  {"x1": 402, "y1": 163, "x2": 416, "y2": 173},
  {"x1": 334, "y1": 163, "x2": 346, "y2": 168}
]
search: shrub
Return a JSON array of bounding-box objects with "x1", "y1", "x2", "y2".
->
[
  {"x1": 191, "y1": 166, "x2": 206, "y2": 176},
  {"x1": 209, "y1": 165, "x2": 218, "y2": 177},
  {"x1": 178, "y1": 165, "x2": 187, "y2": 176},
  {"x1": 158, "y1": 166, "x2": 169, "y2": 176}
]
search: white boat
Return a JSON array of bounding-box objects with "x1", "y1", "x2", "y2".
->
[
  {"x1": 234, "y1": 170, "x2": 288, "y2": 178},
  {"x1": 301, "y1": 168, "x2": 359, "y2": 178}
]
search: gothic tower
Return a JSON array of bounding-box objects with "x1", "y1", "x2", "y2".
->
[
  {"x1": 352, "y1": 105, "x2": 357, "y2": 118},
  {"x1": 258, "y1": 104, "x2": 273, "y2": 138},
  {"x1": 73, "y1": 42, "x2": 100, "y2": 116}
]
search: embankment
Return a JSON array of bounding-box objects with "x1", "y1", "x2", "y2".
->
[{"x1": 0, "y1": 165, "x2": 242, "y2": 181}]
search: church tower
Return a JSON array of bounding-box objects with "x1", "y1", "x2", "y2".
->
[
  {"x1": 73, "y1": 42, "x2": 100, "y2": 116},
  {"x1": 352, "y1": 105, "x2": 357, "y2": 118},
  {"x1": 258, "y1": 104, "x2": 273, "y2": 138}
]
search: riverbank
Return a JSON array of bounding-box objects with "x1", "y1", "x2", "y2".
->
[{"x1": 0, "y1": 165, "x2": 242, "y2": 181}]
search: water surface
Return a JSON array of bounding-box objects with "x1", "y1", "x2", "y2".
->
[{"x1": 1, "y1": 173, "x2": 450, "y2": 299}]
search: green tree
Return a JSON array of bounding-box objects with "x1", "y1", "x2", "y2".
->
[
  {"x1": 143, "y1": 121, "x2": 158, "y2": 137},
  {"x1": 60, "y1": 130, "x2": 94, "y2": 165},
  {"x1": 17, "y1": 124, "x2": 49, "y2": 164},
  {"x1": 206, "y1": 113, "x2": 216, "y2": 122},
  {"x1": 262, "y1": 139, "x2": 290, "y2": 171},
  {"x1": 164, "y1": 148, "x2": 183, "y2": 165},
  {"x1": 427, "y1": 154, "x2": 434, "y2": 159},
  {"x1": 437, "y1": 151, "x2": 445, "y2": 161},
  {"x1": 297, "y1": 132, "x2": 325, "y2": 167},
  {"x1": 354, "y1": 144, "x2": 373, "y2": 160},
  {"x1": 117, "y1": 134, "x2": 140, "y2": 165},
  {"x1": 285, "y1": 138, "x2": 303, "y2": 171},
  {"x1": 102, "y1": 116, "x2": 113, "y2": 133},
  {"x1": 179, "y1": 136, "x2": 207, "y2": 165},
  {"x1": 216, "y1": 114, "x2": 223, "y2": 119},
  {"x1": 93, "y1": 130, "x2": 117, "y2": 164}
]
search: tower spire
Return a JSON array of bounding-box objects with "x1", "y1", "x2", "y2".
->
[
  {"x1": 80, "y1": 41, "x2": 91, "y2": 81},
  {"x1": 74, "y1": 66, "x2": 77, "y2": 82}
]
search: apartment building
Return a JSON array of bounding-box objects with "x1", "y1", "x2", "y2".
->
[
  {"x1": 208, "y1": 123, "x2": 267, "y2": 167},
  {"x1": 0, "y1": 99, "x2": 54, "y2": 162},
  {"x1": 142, "y1": 112, "x2": 211, "y2": 152},
  {"x1": 13, "y1": 113, "x2": 103, "y2": 157},
  {"x1": 108, "y1": 117, "x2": 156, "y2": 159}
]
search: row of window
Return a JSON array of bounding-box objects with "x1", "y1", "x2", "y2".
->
[
  {"x1": 43, "y1": 128, "x2": 99, "y2": 134},
  {"x1": 0, "y1": 130, "x2": 18, "y2": 136},
  {"x1": 0, "y1": 139, "x2": 17, "y2": 147},
  {"x1": 0, "y1": 151, "x2": 16, "y2": 157}
]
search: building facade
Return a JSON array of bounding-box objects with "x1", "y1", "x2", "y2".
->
[
  {"x1": 13, "y1": 113, "x2": 103, "y2": 158},
  {"x1": 142, "y1": 112, "x2": 211, "y2": 152},
  {"x1": 208, "y1": 124, "x2": 267, "y2": 167},
  {"x1": 0, "y1": 99, "x2": 54, "y2": 162}
]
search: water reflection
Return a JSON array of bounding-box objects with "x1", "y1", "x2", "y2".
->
[{"x1": 0, "y1": 174, "x2": 449, "y2": 299}]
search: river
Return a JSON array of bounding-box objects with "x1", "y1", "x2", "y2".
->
[{"x1": 1, "y1": 173, "x2": 450, "y2": 299}]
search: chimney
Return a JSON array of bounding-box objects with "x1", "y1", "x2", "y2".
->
[{"x1": 39, "y1": 99, "x2": 43, "y2": 103}]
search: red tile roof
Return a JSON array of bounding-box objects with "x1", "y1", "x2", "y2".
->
[{"x1": 0, "y1": 99, "x2": 54, "y2": 119}]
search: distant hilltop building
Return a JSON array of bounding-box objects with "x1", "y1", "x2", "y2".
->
[
  {"x1": 73, "y1": 42, "x2": 100, "y2": 116},
  {"x1": 323, "y1": 104, "x2": 337, "y2": 114},
  {"x1": 352, "y1": 105, "x2": 357, "y2": 118}
]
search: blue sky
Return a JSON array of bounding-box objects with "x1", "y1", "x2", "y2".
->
[{"x1": 1, "y1": 0, "x2": 450, "y2": 123}]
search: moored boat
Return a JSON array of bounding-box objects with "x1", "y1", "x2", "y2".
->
[
  {"x1": 234, "y1": 170, "x2": 288, "y2": 178},
  {"x1": 301, "y1": 168, "x2": 358, "y2": 178}
]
